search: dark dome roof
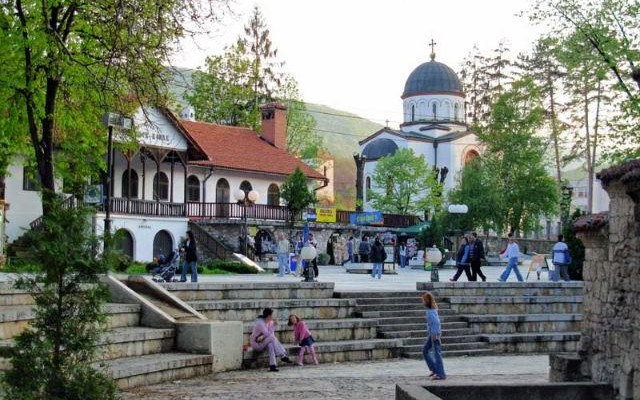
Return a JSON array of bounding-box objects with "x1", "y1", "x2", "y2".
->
[
  {"x1": 362, "y1": 138, "x2": 398, "y2": 160},
  {"x1": 402, "y1": 60, "x2": 463, "y2": 98}
]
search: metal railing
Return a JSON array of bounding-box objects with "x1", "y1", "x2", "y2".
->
[{"x1": 188, "y1": 221, "x2": 235, "y2": 261}]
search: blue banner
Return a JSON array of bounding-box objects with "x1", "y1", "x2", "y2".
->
[{"x1": 349, "y1": 211, "x2": 384, "y2": 226}]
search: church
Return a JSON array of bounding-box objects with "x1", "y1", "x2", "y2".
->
[{"x1": 356, "y1": 45, "x2": 481, "y2": 212}]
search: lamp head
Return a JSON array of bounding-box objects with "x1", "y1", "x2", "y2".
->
[
  {"x1": 234, "y1": 189, "x2": 246, "y2": 202},
  {"x1": 300, "y1": 244, "x2": 317, "y2": 261},
  {"x1": 248, "y1": 190, "x2": 259, "y2": 203}
]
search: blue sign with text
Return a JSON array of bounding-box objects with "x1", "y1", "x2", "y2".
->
[{"x1": 349, "y1": 211, "x2": 383, "y2": 225}]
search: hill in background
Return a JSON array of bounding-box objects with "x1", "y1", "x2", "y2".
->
[{"x1": 166, "y1": 67, "x2": 382, "y2": 209}]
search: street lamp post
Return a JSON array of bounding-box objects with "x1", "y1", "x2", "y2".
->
[
  {"x1": 425, "y1": 245, "x2": 443, "y2": 282},
  {"x1": 234, "y1": 189, "x2": 259, "y2": 256},
  {"x1": 102, "y1": 113, "x2": 132, "y2": 246}
]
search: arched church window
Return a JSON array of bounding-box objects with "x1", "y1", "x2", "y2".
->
[
  {"x1": 121, "y1": 170, "x2": 139, "y2": 199},
  {"x1": 186, "y1": 175, "x2": 200, "y2": 202},
  {"x1": 411, "y1": 105, "x2": 415, "y2": 122},
  {"x1": 432, "y1": 103, "x2": 437, "y2": 120},
  {"x1": 454, "y1": 103, "x2": 460, "y2": 121},
  {"x1": 153, "y1": 172, "x2": 169, "y2": 201}
]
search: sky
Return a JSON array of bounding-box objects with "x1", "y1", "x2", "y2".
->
[{"x1": 170, "y1": 0, "x2": 546, "y2": 127}]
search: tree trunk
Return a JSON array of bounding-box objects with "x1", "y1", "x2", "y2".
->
[{"x1": 548, "y1": 73, "x2": 562, "y2": 182}]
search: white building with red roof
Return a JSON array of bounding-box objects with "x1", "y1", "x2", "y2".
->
[{"x1": 4, "y1": 104, "x2": 327, "y2": 261}]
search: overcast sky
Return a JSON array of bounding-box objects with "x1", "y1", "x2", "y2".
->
[{"x1": 171, "y1": 0, "x2": 546, "y2": 127}]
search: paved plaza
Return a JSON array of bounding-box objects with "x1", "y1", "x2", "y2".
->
[{"x1": 121, "y1": 355, "x2": 549, "y2": 399}]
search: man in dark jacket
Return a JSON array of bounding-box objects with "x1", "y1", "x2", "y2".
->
[
  {"x1": 370, "y1": 237, "x2": 387, "y2": 279},
  {"x1": 469, "y1": 232, "x2": 486, "y2": 281},
  {"x1": 358, "y1": 236, "x2": 371, "y2": 263}
]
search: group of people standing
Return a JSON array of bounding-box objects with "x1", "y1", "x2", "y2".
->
[{"x1": 449, "y1": 232, "x2": 487, "y2": 282}]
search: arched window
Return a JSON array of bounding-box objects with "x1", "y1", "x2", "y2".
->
[
  {"x1": 411, "y1": 104, "x2": 415, "y2": 121},
  {"x1": 114, "y1": 229, "x2": 134, "y2": 259},
  {"x1": 186, "y1": 175, "x2": 200, "y2": 202},
  {"x1": 365, "y1": 176, "x2": 371, "y2": 202},
  {"x1": 153, "y1": 230, "x2": 173, "y2": 259},
  {"x1": 267, "y1": 183, "x2": 280, "y2": 206},
  {"x1": 464, "y1": 150, "x2": 480, "y2": 165},
  {"x1": 366, "y1": 176, "x2": 371, "y2": 190},
  {"x1": 216, "y1": 178, "x2": 230, "y2": 203},
  {"x1": 240, "y1": 180, "x2": 253, "y2": 195},
  {"x1": 432, "y1": 103, "x2": 437, "y2": 119},
  {"x1": 121, "y1": 170, "x2": 139, "y2": 199},
  {"x1": 454, "y1": 103, "x2": 460, "y2": 121},
  {"x1": 153, "y1": 172, "x2": 169, "y2": 201}
]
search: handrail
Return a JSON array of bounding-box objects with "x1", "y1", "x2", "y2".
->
[
  {"x1": 188, "y1": 221, "x2": 235, "y2": 261},
  {"x1": 28, "y1": 195, "x2": 77, "y2": 231}
]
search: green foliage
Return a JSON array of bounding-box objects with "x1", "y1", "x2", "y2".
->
[
  {"x1": 563, "y1": 209, "x2": 586, "y2": 280},
  {"x1": 417, "y1": 214, "x2": 447, "y2": 250},
  {"x1": 453, "y1": 77, "x2": 559, "y2": 234},
  {"x1": 280, "y1": 167, "x2": 316, "y2": 229},
  {"x1": 317, "y1": 252, "x2": 330, "y2": 266},
  {"x1": 368, "y1": 148, "x2": 442, "y2": 216},
  {"x1": 3, "y1": 199, "x2": 117, "y2": 400}
]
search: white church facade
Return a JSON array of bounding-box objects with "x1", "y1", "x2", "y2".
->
[{"x1": 357, "y1": 51, "x2": 481, "y2": 212}]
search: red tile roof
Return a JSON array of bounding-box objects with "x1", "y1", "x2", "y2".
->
[{"x1": 178, "y1": 119, "x2": 325, "y2": 180}]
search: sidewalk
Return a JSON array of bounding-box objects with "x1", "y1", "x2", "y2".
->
[{"x1": 121, "y1": 355, "x2": 549, "y2": 400}]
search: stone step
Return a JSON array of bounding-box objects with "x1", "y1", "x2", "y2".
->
[
  {"x1": 165, "y1": 282, "x2": 335, "y2": 301},
  {"x1": 101, "y1": 352, "x2": 213, "y2": 389},
  {"x1": 417, "y1": 281, "x2": 584, "y2": 297},
  {"x1": 242, "y1": 318, "x2": 378, "y2": 343},
  {"x1": 0, "y1": 303, "x2": 141, "y2": 340},
  {"x1": 189, "y1": 298, "x2": 356, "y2": 322},
  {"x1": 464, "y1": 313, "x2": 583, "y2": 334},
  {"x1": 358, "y1": 308, "x2": 455, "y2": 319},
  {"x1": 401, "y1": 335, "x2": 483, "y2": 346},
  {"x1": 402, "y1": 348, "x2": 497, "y2": 359},
  {"x1": 334, "y1": 291, "x2": 420, "y2": 299},
  {"x1": 352, "y1": 297, "x2": 424, "y2": 306},
  {"x1": 242, "y1": 338, "x2": 401, "y2": 368},
  {"x1": 97, "y1": 327, "x2": 175, "y2": 361},
  {"x1": 0, "y1": 286, "x2": 35, "y2": 306},
  {"x1": 377, "y1": 321, "x2": 469, "y2": 332},
  {"x1": 381, "y1": 327, "x2": 474, "y2": 339},
  {"x1": 447, "y1": 296, "x2": 583, "y2": 314},
  {"x1": 481, "y1": 332, "x2": 581, "y2": 353},
  {"x1": 356, "y1": 303, "x2": 430, "y2": 312},
  {"x1": 402, "y1": 341, "x2": 491, "y2": 353}
]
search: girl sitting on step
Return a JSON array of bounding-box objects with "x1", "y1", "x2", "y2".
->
[{"x1": 288, "y1": 314, "x2": 319, "y2": 366}]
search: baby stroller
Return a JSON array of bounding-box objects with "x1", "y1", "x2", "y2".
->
[{"x1": 151, "y1": 250, "x2": 180, "y2": 282}]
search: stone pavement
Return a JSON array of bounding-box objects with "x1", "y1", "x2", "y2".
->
[
  {"x1": 188, "y1": 264, "x2": 553, "y2": 292},
  {"x1": 121, "y1": 355, "x2": 549, "y2": 400}
]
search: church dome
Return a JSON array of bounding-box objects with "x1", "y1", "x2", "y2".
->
[
  {"x1": 362, "y1": 138, "x2": 398, "y2": 160},
  {"x1": 402, "y1": 60, "x2": 463, "y2": 98}
]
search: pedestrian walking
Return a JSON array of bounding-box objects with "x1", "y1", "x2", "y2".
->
[
  {"x1": 399, "y1": 242, "x2": 407, "y2": 269},
  {"x1": 347, "y1": 236, "x2": 355, "y2": 263},
  {"x1": 469, "y1": 232, "x2": 487, "y2": 282},
  {"x1": 552, "y1": 234, "x2": 572, "y2": 281},
  {"x1": 276, "y1": 232, "x2": 290, "y2": 277},
  {"x1": 288, "y1": 314, "x2": 319, "y2": 366},
  {"x1": 449, "y1": 236, "x2": 472, "y2": 282},
  {"x1": 358, "y1": 235, "x2": 371, "y2": 263},
  {"x1": 421, "y1": 292, "x2": 446, "y2": 380},
  {"x1": 180, "y1": 230, "x2": 198, "y2": 283},
  {"x1": 370, "y1": 237, "x2": 387, "y2": 279},
  {"x1": 498, "y1": 233, "x2": 523, "y2": 282}
]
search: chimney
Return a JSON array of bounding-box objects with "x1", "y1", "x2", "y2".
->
[{"x1": 260, "y1": 103, "x2": 287, "y2": 149}]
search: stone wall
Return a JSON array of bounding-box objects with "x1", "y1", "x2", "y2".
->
[{"x1": 568, "y1": 159, "x2": 640, "y2": 400}]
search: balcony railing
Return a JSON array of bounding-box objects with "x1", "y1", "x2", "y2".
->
[{"x1": 100, "y1": 198, "x2": 419, "y2": 228}]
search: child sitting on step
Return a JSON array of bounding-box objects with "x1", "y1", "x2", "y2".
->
[{"x1": 288, "y1": 314, "x2": 319, "y2": 366}]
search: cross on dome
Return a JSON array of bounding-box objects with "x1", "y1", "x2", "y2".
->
[{"x1": 429, "y1": 39, "x2": 437, "y2": 61}]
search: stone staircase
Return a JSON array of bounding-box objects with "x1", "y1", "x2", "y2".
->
[
  {"x1": 418, "y1": 282, "x2": 583, "y2": 353},
  {"x1": 163, "y1": 281, "x2": 402, "y2": 368},
  {"x1": 0, "y1": 282, "x2": 213, "y2": 389},
  {"x1": 334, "y1": 291, "x2": 493, "y2": 359}
]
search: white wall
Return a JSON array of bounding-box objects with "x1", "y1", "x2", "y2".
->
[
  {"x1": 5, "y1": 161, "x2": 44, "y2": 242},
  {"x1": 403, "y1": 94, "x2": 465, "y2": 123}
]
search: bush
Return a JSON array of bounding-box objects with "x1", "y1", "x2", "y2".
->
[
  {"x1": 317, "y1": 252, "x2": 330, "y2": 266},
  {"x1": 204, "y1": 260, "x2": 258, "y2": 274},
  {"x1": 113, "y1": 253, "x2": 133, "y2": 272}
]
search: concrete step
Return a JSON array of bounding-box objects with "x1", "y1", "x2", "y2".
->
[
  {"x1": 417, "y1": 281, "x2": 584, "y2": 297},
  {"x1": 358, "y1": 308, "x2": 455, "y2": 319},
  {"x1": 481, "y1": 332, "x2": 581, "y2": 353},
  {"x1": 446, "y1": 296, "x2": 583, "y2": 314},
  {"x1": 402, "y1": 341, "x2": 491, "y2": 353},
  {"x1": 334, "y1": 291, "x2": 420, "y2": 299},
  {"x1": 0, "y1": 286, "x2": 35, "y2": 306},
  {"x1": 242, "y1": 338, "x2": 401, "y2": 368},
  {"x1": 352, "y1": 297, "x2": 424, "y2": 306},
  {"x1": 189, "y1": 298, "x2": 356, "y2": 322},
  {"x1": 356, "y1": 303, "x2": 428, "y2": 312},
  {"x1": 402, "y1": 335, "x2": 483, "y2": 346},
  {"x1": 101, "y1": 352, "x2": 213, "y2": 389},
  {"x1": 242, "y1": 318, "x2": 379, "y2": 343},
  {"x1": 97, "y1": 327, "x2": 175, "y2": 361},
  {"x1": 381, "y1": 328, "x2": 474, "y2": 339},
  {"x1": 402, "y1": 348, "x2": 496, "y2": 359},
  {"x1": 0, "y1": 303, "x2": 141, "y2": 340},
  {"x1": 165, "y1": 282, "x2": 335, "y2": 301},
  {"x1": 464, "y1": 313, "x2": 583, "y2": 334},
  {"x1": 377, "y1": 321, "x2": 469, "y2": 332}
]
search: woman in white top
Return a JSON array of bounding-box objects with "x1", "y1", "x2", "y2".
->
[{"x1": 498, "y1": 233, "x2": 524, "y2": 282}]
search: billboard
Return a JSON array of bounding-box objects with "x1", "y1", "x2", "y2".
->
[
  {"x1": 349, "y1": 211, "x2": 383, "y2": 226},
  {"x1": 316, "y1": 207, "x2": 336, "y2": 223}
]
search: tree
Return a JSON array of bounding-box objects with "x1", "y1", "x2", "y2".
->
[
  {"x1": 470, "y1": 77, "x2": 560, "y2": 234},
  {"x1": 185, "y1": 7, "x2": 324, "y2": 161},
  {"x1": 367, "y1": 148, "x2": 442, "y2": 216},
  {"x1": 0, "y1": 0, "x2": 227, "y2": 213},
  {"x1": 3, "y1": 200, "x2": 117, "y2": 399},
  {"x1": 280, "y1": 167, "x2": 316, "y2": 229}
]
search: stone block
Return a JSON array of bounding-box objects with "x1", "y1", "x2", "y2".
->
[
  {"x1": 549, "y1": 353, "x2": 591, "y2": 382},
  {"x1": 176, "y1": 320, "x2": 243, "y2": 372}
]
